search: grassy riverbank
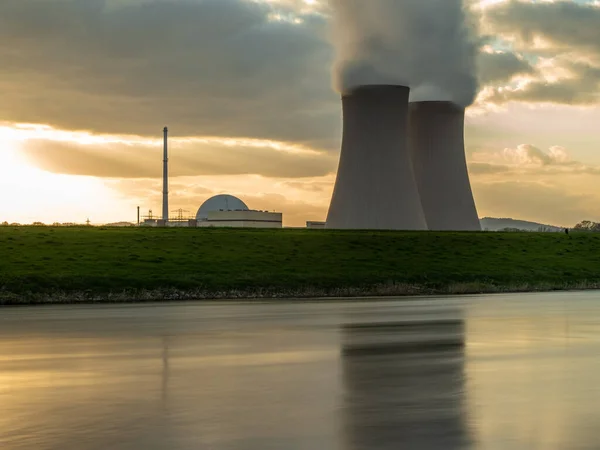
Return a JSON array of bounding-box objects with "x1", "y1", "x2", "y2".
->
[{"x1": 1, "y1": 227, "x2": 599, "y2": 304}]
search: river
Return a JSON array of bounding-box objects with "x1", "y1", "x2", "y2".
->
[{"x1": 1, "y1": 291, "x2": 599, "y2": 449}]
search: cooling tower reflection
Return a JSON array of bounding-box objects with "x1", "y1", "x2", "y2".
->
[
  {"x1": 341, "y1": 315, "x2": 470, "y2": 450},
  {"x1": 4, "y1": 296, "x2": 600, "y2": 449}
]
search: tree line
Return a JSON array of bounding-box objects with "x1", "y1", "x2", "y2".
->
[{"x1": 573, "y1": 221, "x2": 600, "y2": 232}]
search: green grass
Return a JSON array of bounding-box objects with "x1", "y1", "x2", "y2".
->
[{"x1": 1, "y1": 226, "x2": 599, "y2": 304}]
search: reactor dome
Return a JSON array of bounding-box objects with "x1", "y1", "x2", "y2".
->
[{"x1": 196, "y1": 195, "x2": 249, "y2": 221}]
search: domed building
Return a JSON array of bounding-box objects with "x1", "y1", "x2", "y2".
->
[
  {"x1": 196, "y1": 195, "x2": 249, "y2": 221},
  {"x1": 195, "y1": 194, "x2": 282, "y2": 228}
]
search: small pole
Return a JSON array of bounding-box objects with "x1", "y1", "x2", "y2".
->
[{"x1": 137, "y1": 206, "x2": 140, "y2": 226}]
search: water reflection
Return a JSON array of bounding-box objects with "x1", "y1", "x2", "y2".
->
[
  {"x1": 0, "y1": 315, "x2": 340, "y2": 450},
  {"x1": 466, "y1": 300, "x2": 600, "y2": 449},
  {"x1": 2, "y1": 294, "x2": 600, "y2": 449},
  {"x1": 161, "y1": 335, "x2": 170, "y2": 409},
  {"x1": 341, "y1": 316, "x2": 469, "y2": 450}
]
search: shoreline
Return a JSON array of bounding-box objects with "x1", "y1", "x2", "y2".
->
[{"x1": 2, "y1": 281, "x2": 599, "y2": 306}]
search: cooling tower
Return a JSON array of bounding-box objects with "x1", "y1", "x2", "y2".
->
[
  {"x1": 408, "y1": 102, "x2": 480, "y2": 231},
  {"x1": 327, "y1": 86, "x2": 427, "y2": 230}
]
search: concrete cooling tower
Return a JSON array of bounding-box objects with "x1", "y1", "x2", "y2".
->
[
  {"x1": 409, "y1": 101, "x2": 480, "y2": 231},
  {"x1": 326, "y1": 86, "x2": 427, "y2": 230}
]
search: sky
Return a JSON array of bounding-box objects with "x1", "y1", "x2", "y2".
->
[{"x1": 0, "y1": 0, "x2": 599, "y2": 227}]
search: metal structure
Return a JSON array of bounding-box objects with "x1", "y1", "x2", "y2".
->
[
  {"x1": 170, "y1": 209, "x2": 194, "y2": 222},
  {"x1": 326, "y1": 85, "x2": 427, "y2": 230},
  {"x1": 162, "y1": 126, "x2": 169, "y2": 222},
  {"x1": 408, "y1": 102, "x2": 480, "y2": 231}
]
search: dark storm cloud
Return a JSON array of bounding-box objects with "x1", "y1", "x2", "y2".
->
[
  {"x1": 0, "y1": 0, "x2": 339, "y2": 146},
  {"x1": 21, "y1": 138, "x2": 337, "y2": 178}
]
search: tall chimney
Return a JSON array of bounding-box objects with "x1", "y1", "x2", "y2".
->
[
  {"x1": 162, "y1": 126, "x2": 169, "y2": 222},
  {"x1": 326, "y1": 85, "x2": 427, "y2": 230}
]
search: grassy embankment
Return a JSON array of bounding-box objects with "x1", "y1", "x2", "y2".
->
[{"x1": 1, "y1": 226, "x2": 599, "y2": 304}]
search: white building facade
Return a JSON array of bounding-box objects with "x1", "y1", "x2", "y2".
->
[{"x1": 198, "y1": 210, "x2": 282, "y2": 228}]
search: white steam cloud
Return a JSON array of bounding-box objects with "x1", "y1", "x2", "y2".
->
[{"x1": 330, "y1": 0, "x2": 479, "y2": 107}]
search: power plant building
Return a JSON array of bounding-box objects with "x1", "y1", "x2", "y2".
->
[
  {"x1": 196, "y1": 195, "x2": 249, "y2": 221},
  {"x1": 195, "y1": 195, "x2": 282, "y2": 228},
  {"x1": 306, "y1": 221, "x2": 326, "y2": 229},
  {"x1": 146, "y1": 127, "x2": 284, "y2": 229},
  {"x1": 199, "y1": 210, "x2": 283, "y2": 228},
  {"x1": 326, "y1": 85, "x2": 427, "y2": 230},
  {"x1": 408, "y1": 102, "x2": 480, "y2": 231}
]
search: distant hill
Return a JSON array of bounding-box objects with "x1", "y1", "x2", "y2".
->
[{"x1": 480, "y1": 217, "x2": 563, "y2": 232}]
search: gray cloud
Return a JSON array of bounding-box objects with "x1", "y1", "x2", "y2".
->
[
  {"x1": 487, "y1": 60, "x2": 600, "y2": 105},
  {"x1": 21, "y1": 138, "x2": 337, "y2": 179},
  {"x1": 485, "y1": 0, "x2": 600, "y2": 54},
  {"x1": 470, "y1": 144, "x2": 600, "y2": 178},
  {"x1": 482, "y1": 0, "x2": 600, "y2": 105},
  {"x1": 0, "y1": 0, "x2": 339, "y2": 146},
  {"x1": 477, "y1": 50, "x2": 535, "y2": 84},
  {"x1": 1, "y1": 0, "x2": 599, "y2": 146}
]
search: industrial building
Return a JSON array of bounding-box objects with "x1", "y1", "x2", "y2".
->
[
  {"x1": 142, "y1": 195, "x2": 282, "y2": 228},
  {"x1": 196, "y1": 195, "x2": 282, "y2": 228},
  {"x1": 139, "y1": 129, "x2": 283, "y2": 229},
  {"x1": 306, "y1": 221, "x2": 326, "y2": 229},
  {"x1": 326, "y1": 85, "x2": 427, "y2": 230},
  {"x1": 196, "y1": 195, "x2": 249, "y2": 221},
  {"x1": 408, "y1": 101, "x2": 480, "y2": 231}
]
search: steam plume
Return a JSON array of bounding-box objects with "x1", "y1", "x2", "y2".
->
[{"x1": 330, "y1": 0, "x2": 479, "y2": 107}]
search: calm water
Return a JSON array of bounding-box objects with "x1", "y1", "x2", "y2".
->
[{"x1": 1, "y1": 292, "x2": 600, "y2": 449}]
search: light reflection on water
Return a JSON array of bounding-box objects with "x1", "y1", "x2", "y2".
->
[{"x1": 1, "y1": 292, "x2": 600, "y2": 449}]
